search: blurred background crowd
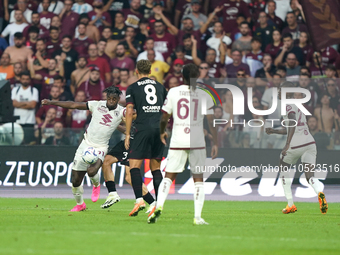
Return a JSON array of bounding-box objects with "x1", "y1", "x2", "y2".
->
[{"x1": 0, "y1": 0, "x2": 340, "y2": 149}]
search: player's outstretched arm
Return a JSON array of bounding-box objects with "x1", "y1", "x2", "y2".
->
[
  {"x1": 160, "y1": 111, "x2": 171, "y2": 145},
  {"x1": 265, "y1": 127, "x2": 287, "y2": 135},
  {"x1": 41, "y1": 99, "x2": 88, "y2": 110},
  {"x1": 207, "y1": 115, "x2": 218, "y2": 159}
]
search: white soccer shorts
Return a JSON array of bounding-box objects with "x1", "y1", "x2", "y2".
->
[
  {"x1": 72, "y1": 140, "x2": 108, "y2": 171},
  {"x1": 280, "y1": 143, "x2": 317, "y2": 165},
  {"x1": 165, "y1": 149, "x2": 206, "y2": 174}
]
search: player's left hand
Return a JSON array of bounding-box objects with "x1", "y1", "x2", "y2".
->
[
  {"x1": 124, "y1": 135, "x2": 130, "y2": 150},
  {"x1": 281, "y1": 144, "x2": 289, "y2": 156},
  {"x1": 160, "y1": 132, "x2": 168, "y2": 145},
  {"x1": 211, "y1": 145, "x2": 218, "y2": 159},
  {"x1": 41, "y1": 99, "x2": 51, "y2": 105}
]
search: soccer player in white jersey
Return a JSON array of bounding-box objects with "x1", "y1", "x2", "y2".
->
[
  {"x1": 148, "y1": 63, "x2": 218, "y2": 225},
  {"x1": 42, "y1": 86, "x2": 125, "y2": 211},
  {"x1": 266, "y1": 81, "x2": 328, "y2": 214}
]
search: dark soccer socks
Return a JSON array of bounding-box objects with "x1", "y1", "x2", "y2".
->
[
  {"x1": 152, "y1": 169, "x2": 163, "y2": 200},
  {"x1": 143, "y1": 192, "x2": 155, "y2": 205},
  {"x1": 130, "y1": 168, "x2": 144, "y2": 199},
  {"x1": 105, "y1": 181, "x2": 116, "y2": 193}
]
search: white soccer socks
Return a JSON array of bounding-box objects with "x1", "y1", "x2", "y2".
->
[
  {"x1": 72, "y1": 185, "x2": 84, "y2": 205},
  {"x1": 90, "y1": 172, "x2": 100, "y2": 187},
  {"x1": 280, "y1": 173, "x2": 294, "y2": 207},
  {"x1": 156, "y1": 177, "x2": 172, "y2": 209},
  {"x1": 308, "y1": 177, "x2": 323, "y2": 194},
  {"x1": 194, "y1": 182, "x2": 205, "y2": 219}
]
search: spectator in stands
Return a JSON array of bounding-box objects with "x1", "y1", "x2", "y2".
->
[
  {"x1": 54, "y1": 75, "x2": 73, "y2": 101},
  {"x1": 307, "y1": 116, "x2": 320, "y2": 136},
  {"x1": 70, "y1": 56, "x2": 90, "y2": 95},
  {"x1": 120, "y1": 26, "x2": 142, "y2": 59},
  {"x1": 254, "y1": 11, "x2": 275, "y2": 52},
  {"x1": 309, "y1": 52, "x2": 325, "y2": 79},
  {"x1": 325, "y1": 79, "x2": 340, "y2": 110},
  {"x1": 97, "y1": 39, "x2": 111, "y2": 63},
  {"x1": 248, "y1": 0, "x2": 266, "y2": 25},
  {"x1": 282, "y1": 12, "x2": 308, "y2": 41},
  {"x1": 217, "y1": 0, "x2": 251, "y2": 34},
  {"x1": 148, "y1": 49, "x2": 170, "y2": 83},
  {"x1": 275, "y1": 33, "x2": 303, "y2": 66},
  {"x1": 306, "y1": 47, "x2": 339, "y2": 68},
  {"x1": 290, "y1": 0, "x2": 305, "y2": 24},
  {"x1": 9, "y1": 63, "x2": 23, "y2": 89},
  {"x1": 255, "y1": 53, "x2": 276, "y2": 88},
  {"x1": 183, "y1": 33, "x2": 203, "y2": 63},
  {"x1": 111, "y1": 67, "x2": 120, "y2": 86},
  {"x1": 276, "y1": 65, "x2": 287, "y2": 78},
  {"x1": 87, "y1": 43, "x2": 111, "y2": 83},
  {"x1": 111, "y1": 11, "x2": 126, "y2": 40},
  {"x1": 174, "y1": 0, "x2": 194, "y2": 28},
  {"x1": 225, "y1": 50, "x2": 251, "y2": 78},
  {"x1": 232, "y1": 22, "x2": 252, "y2": 55},
  {"x1": 164, "y1": 59, "x2": 184, "y2": 90},
  {"x1": 197, "y1": 62, "x2": 210, "y2": 84},
  {"x1": 137, "y1": 37, "x2": 164, "y2": 62},
  {"x1": 72, "y1": 0, "x2": 93, "y2": 14},
  {"x1": 53, "y1": 35, "x2": 78, "y2": 82},
  {"x1": 195, "y1": 46, "x2": 225, "y2": 78},
  {"x1": 10, "y1": 0, "x2": 32, "y2": 24},
  {"x1": 0, "y1": 53, "x2": 14, "y2": 80},
  {"x1": 40, "y1": 0, "x2": 57, "y2": 29},
  {"x1": 36, "y1": 85, "x2": 68, "y2": 125},
  {"x1": 45, "y1": 122, "x2": 70, "y2": 145},
  {"x1": 76, "y1": 13, "x2": 100, "y2": 43},
  {"x1": 46, "y1": 26, "x2": 61, "y2": 58},
  {"x1": 266, "y1": 0, "x2": 283, "y2": 31},
  {"x1": 213, "y1": 105, "x2": 229, "y2": 148},
  {"x1": 245, "y1": 37, "x2": 264, "y2": 76},
  {"x1": 29, "y1": 55, "x2": 64, "y2": 99},
  {"x1": 122, "y1": 0, "x2": 142, "y2": 29},
  {"x1": 325, "y1": 65, "x2": 337, "y2": 79},
  {"x1": 59, "y1": 0, "x2": 79, "y2": 38},
  {"x1": 50, "y1": 15, "x2": 61, "y2": 28},
  {"x1": 170, "y1": 45, "x2": 193, "y2": 65},
  {"x1": 298, "y1": 73, "x2": 318, "y2": 114},
  {"x1": 4, "y1": 32, "x2": 33, "y2": 70},
  {"x1": 77, "y1": 65, "x2": 107, "y2": 100},
  {"x1": 23, "y1": 12, "x2": 49, "y2": 40},
  {"x1": 25, "y1": 26, "x2": 39, "y2": 53},
  {"x1": 336, "y1": 55, "x2": 340, "y2": 78},
  {"x1": 229, "y1": 15, "x2": 246, "y2": 41},
  {"x1": 265, "y1": 0, "x2": 292, "y2": 21},
  {"x1": 168, "y1": 76, "x2": 180, "y2": 89},
  {"x1": 261, "y1": 73, "x2": 282, "y2": 123},
  {"x1": 66, "y1": 90, "x2": 89, "y2": 129},
  {"x1": 206, "y1": 21, "x2": 232, "y2": 63},
  {"x1": 182, "y1": 0, "x2": 207, "y2": 31},
  {"x1": 265, "y1": 29, "x2": 283, "y2": 60},
  {"x1": 285, "y1": 53, "x2": 301, "y2": 80},
  {"x1": 296, "y1": 31, "x2": 312, "y2": 65},
  {"x1": 110, "y1": 43, "x2": 135, "y2": 76},
  {"x1": 31, "y1": 38, "x2": 49, "y2": 70},
  {"x1": 300, "y1": 66, "x2": 311, "y2": 77},
  {"x1": 11, "y1": 71, "x2": 39, "y2": 144},
  {"x1": 73, "y1": 23, "x2": 93, "y2": 55},
  {"x1": 88, "y1": 0, "x2": 112, "y2": 32},
  {"x1": 38, "y1": 0, "x2": 64, "y2": 15},
  {"x1": 36, "y1": 107, "x2": 57, "y2": 143},
  {"x1": 150, "y1": 20, "x2": 176, "y2": 61},
  {"x1": 314, "y1": 94, "x2": 339, "y2": 134},
  {"x1": 1, "y1": 10, "x2": 29, "y2": 46},
  {"x1": 307, "y1": 115, "x2": 332, "y2": 150},
  {"x1": 232, "y1": 69, "x2": 247, "y2": 93}
]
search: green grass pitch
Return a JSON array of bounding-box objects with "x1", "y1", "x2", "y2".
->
[{"x1": 0, "y1": 198, "x2": 339, "y2": 255}]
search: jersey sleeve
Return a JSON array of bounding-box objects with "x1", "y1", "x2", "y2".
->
[
  {"x1": 162, "y1": 90, "x2": 173, "y2": 115},
  {"x1": 286, "y1": 104, "x2": 297, "y2": 116},
  {"x1": 87, "y1": 100, "x2": 99, "y2": 113},
  {"x1": 125, "y1": 85, "x2": 134, "y2": 105}
]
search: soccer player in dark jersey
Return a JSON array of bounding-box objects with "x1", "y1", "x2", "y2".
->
[{"x1": 125, "y1": 59, "x2": 167, "y2": 216}]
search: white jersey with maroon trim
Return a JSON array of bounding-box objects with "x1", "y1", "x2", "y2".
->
[
  {"x1": 283, "y1": 104, "x2": 315, "y2": 148},
  {"x1": 162, "y1": 85, "x2": 214, "y2": 149},
  {"x1": 84, "y1": 101, "x2": 125, "y2": 147}
]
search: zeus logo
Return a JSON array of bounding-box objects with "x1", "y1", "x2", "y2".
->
[
  {"x1": 99, "y1": 114, "x2": 113, "y2": 127},
  {"x1": 204, "y1": 85, "x2": 311, "y2": 116}
]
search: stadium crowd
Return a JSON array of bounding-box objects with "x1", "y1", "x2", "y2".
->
[{"x1": 1, "y1": 0, "x2": 340, "y2": 148}]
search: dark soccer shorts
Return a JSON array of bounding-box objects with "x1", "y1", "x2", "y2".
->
[
  {"x1": 129, "y1": 128, "x2": 164, "y2": 160},
  {"x1": 107, "y1": 140, "x2": 129, "y2": 166}
]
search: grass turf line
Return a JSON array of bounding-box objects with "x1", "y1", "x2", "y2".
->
[{"x1": 0, "y1": 198, "x2": 339, "y2": 255}]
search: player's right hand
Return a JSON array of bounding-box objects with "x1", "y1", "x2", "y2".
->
[
  {"x1": 265, "y1": 128, "x2": 274, "y2": 135},
  {"x1": 41, "y1": 99, "x2": 50, "y2": 105},
  {"x1": 124, "y1": 135, "x2": 130, "y2": 150},
  {"x1": 160, "y1": 132, "x2": 168, "y2": 145}
]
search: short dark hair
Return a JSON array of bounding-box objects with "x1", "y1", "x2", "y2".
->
[
  {"x1": 126, "y1": 26, "x2": 135, "y2": 32},
  {"x1": 183, "y1": 33, "x2": 192, "y2": 41},
  {"x1": 115, "y1": 11, "x2": 124, "y2": 18},
  {"x1": 32, "y1": 11, "x2": 39, "y2": 16},
  {"x1": 175, "y1": 45, "x2": 185, "y2": 53},
  {"x1": 14, "y1": 32, "x2": 23, "y2": 39},
  {"x1": 183, "y1": 17, "x2": 193, "y2": 22},
  {"x1": 20, "y1": 70, "x2": 30, "y2": 78},
  {"x1": 286, "y1": 11, "x2": 296, "y2": 17},
  {"x1": 28, "y1": 26, "x2": 39, "y2": 34},
  {"x1": 53, "y1": 74, "x2": 64, "y2": 82},
  {"x1": 251, "y1": 37, "x2": 262, "y2": 44},
  {"x1": 103, "y1": 86, "x2": 122, "y2": 97},
  {"x1": 62, "y1": 35, "x2": 72, "y2": 40},
  {"x1": 326, "y1": 64, "x2": 336, "y2": 72},
  {"x1": 36, "y1": 38, "x2": 45, "y2": 44},
  {"x1": 98, "y1": 38, "x2": 107, "y2": 43},
  {"x1": 276, "y1": 65, "x2": 287, "y2": 73},
  {"x1": 136, "y1": 60, "x2": 152, "y2": 75},
  {"x1": 103, "y1": 26, "x2": 112, "y2": 31},
  {"x1": 49, "y1": 26, "x2": 59, "y2": 32},
  {"x1": 154, "y1": 20, "x2": 165, "y2": 26},
  {"x1": 240, "y1": 21, "x2": 249, "y2": 27},
  {"x1": 120, "y1": 68, "x2": 129, "y2": 74},
  {"x1": 267, "y1": 0, "x2": 276, "y2": 6},
  {"x1": 283, "y1": 33, "x2": 293, "y2": 40},
  {"x1": 182, "y1": 63, "x2": 199, "y2": 89}
]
